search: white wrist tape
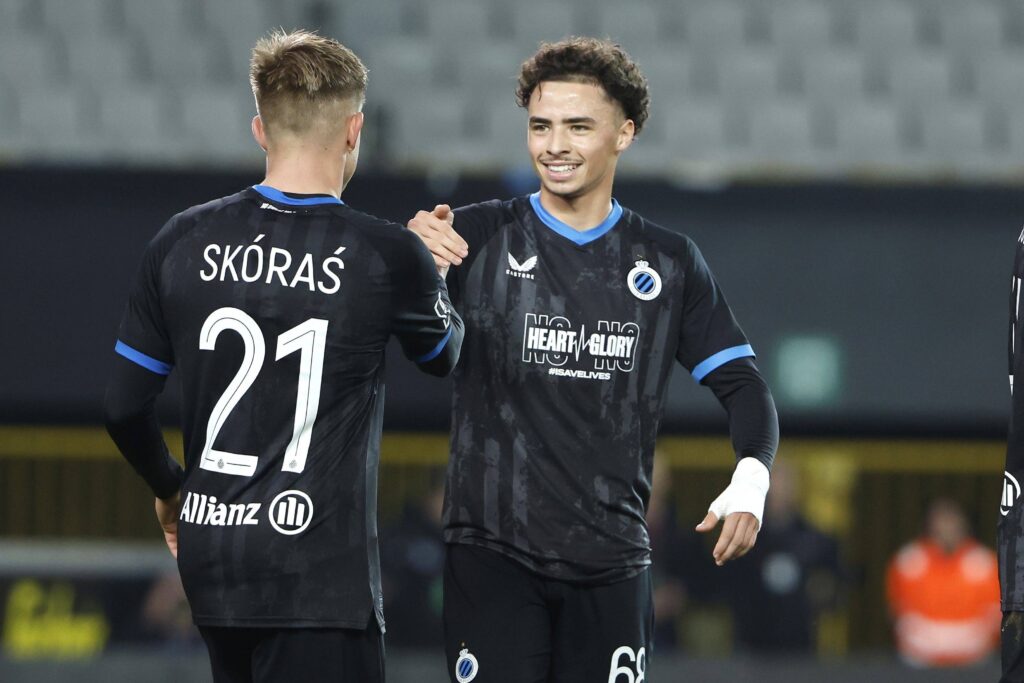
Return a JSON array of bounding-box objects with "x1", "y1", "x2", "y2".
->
[{"x1": 707, "y1": 457, "x2": 771, "y2": 527}]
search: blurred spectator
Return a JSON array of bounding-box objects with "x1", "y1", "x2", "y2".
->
[
  {"x1": 886, "y1": 498, "x2": 1000, "y2": 667},
  {"x1": 141, "y1": 571, "x2": 201, "y2": 650},
  {"x1": 380, "y1": 479, "x2": 446, "y2": 649},
  {"x1": 722, "y1": 461, "x2": 844, "y2": 655},
  {"x1": 646, "y1": 458, "x2": 715, "y2": 651}
]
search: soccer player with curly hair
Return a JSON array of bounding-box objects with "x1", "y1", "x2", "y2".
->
[{"x1": 409, "y1": 37, "x2": 778, "y2": 682}]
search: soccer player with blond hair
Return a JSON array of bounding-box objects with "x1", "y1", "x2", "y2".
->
[
  {"x1": 104, "y1": 30, "x2": 462, "y2": 682},
  {"x1": 409, "y1": 37, "x2": 778, "y2": 681}
]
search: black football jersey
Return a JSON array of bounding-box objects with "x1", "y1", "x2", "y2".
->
[
  {"x1": 442, "y1": 194, "x2": 754, "y2": 583},
  {"x1": 114, "y1": 185, "x2": 460, "y2": 628},
  {"x1": 1001, "y1": 227, "x2": 1024, "y2": 610}
]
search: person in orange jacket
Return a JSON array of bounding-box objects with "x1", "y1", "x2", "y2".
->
[{"x1": 886, "y1": 498, "x2": 1000, "y2": 667}]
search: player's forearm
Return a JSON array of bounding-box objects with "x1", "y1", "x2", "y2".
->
[
  {"x1": 103, "y1": 358, "x2": 182, "y2": 499},
  {"x1": 417, "y1": 309, "x2": 465, "y2": 377},
  {"x1": 703, "y1": 357, "x2": 779, "y2": 469}
]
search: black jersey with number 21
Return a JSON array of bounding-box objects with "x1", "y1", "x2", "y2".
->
[
  {"x1": 115, "y1": 185, "x2": 460, "y2": 629},
  {"x1": 443, "y1": 194, "x2": 753, "y2": 583}
]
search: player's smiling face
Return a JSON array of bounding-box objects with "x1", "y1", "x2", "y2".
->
[{"x1": 527, "y1": 80, "x2": 634, "y2": 202}]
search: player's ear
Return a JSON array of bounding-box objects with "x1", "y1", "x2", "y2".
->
[
  {"x1": 616, "y1": 119, "x2": 635, "y2": 152},
  {"x1": 252, "y1": 115, "x2": 269, "y2": 152},
  {"x1": 346, "y1": 111, "x2": 365, "y2": 152}
]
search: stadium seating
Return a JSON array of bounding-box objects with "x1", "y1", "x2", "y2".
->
[
  {"x1": 748, "y1": 99, "x2": 817, "y2": 166},
  {"x1": 16, "y1": 86, "x2": 101, "y2": 161},
  {"x1": 662, "y1": 97, "x2": 731, "y2": 163},
  {"x1": 767, "y1": 1, "x2": 835, "y2": 51},
  {"x1": 717, "y1": 48, "x2": 782, "y2": 105},
  {"x1": 853, "y1": 2, "x2": 920, "y2": 53},
  {"x1": 39, "y1": 0, "x2": 115, "y2": 40},
  {"x1": 64, "y1": 34, "x2": 139, "y2": 85},
  {"x1": 0, "y1": 32, "x2": 63, "y2": 84},
  {"x1": 178, "y1": 86, "x2": 262, "y2": 165},
  {"x1": 683, "y1": 2, "x2": 750, "y2": 53},
  {"x1": 800, "y1": 48, "x2": 866, "y2": 104},
  {"x1": 1, "y1": 0, "x2": 1021, "y2": 179},
  {"x1": 834, "y1": 100, "x2": 903, "y2": 167},
  {"x1": 596, "y1": 3, "x2": 663, "y2": 51},
  {"x1": 506, "y1": 1, "x2": 577, "y2": 50},
  {"x1": 936, "y1": 3, "x2": 1005, "y2": 53},
  {"x1": 886, "y1": 49, "x2": 955, "y2": 107},
  {"x1": 975, "y1": 51, "x2": 1024, "y2": 107},
  {"x1": 919, "y1": 102, "x2": 990, "y2": 169}
]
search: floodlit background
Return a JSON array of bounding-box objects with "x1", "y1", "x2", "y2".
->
[{"x1": 1, "y1": 0, "x2": 1022, "y2": 681}]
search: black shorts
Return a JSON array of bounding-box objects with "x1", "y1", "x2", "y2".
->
[
  {"x1": 1005, "y1": 612, "x2": 1024, "y2": 682},
  {"x1": 198, "y1": 624, "x2": 384, "y2": 683},
  {"x1": 443, "y1": 543, "x2": 652, "y2": 683}
]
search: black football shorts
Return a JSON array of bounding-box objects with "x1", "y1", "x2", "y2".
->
[
  {"x1": 443, "y1": 543, "x2": 653, "y2": 683},
  {"x1": 198, "y1": 622, "x2": 384, "y2": 683}
]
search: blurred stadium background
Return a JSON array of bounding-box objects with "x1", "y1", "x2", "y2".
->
[{"x1": 1, "y1": 0, "x2": 1022, "y2": 680}]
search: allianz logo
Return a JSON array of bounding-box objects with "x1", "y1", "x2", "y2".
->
[{"x1": 179, "y1": 489, "x2": 313, "y2": 535}]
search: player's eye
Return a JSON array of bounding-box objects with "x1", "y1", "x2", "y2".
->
[
  {"x1": 530, "y1": 123, "x2": 549, "y2": 133},
  {"x1": 571, "y1": 125, "x2": 589, "y2": 133}
]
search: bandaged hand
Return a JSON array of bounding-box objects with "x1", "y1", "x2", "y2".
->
[{"x1": 695, "y1": 457, "x2": 770, "y2": 566}]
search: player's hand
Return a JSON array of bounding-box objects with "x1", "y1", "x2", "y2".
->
[
  {"x1": 696, "y1": 510, "x2": 759, "y2": 566},
  {"x1": 695, "y1": 457, "x2": 770, "y2": 566},
  {"x1": 155, "y1": 492, "x2": 181, "y2": 559},
  {"x1": 407, "y1": 204, "x2": 468, "y2": 278}
]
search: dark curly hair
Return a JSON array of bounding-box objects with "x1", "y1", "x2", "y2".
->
[{"x1": 516, "y1": 37, "x2": 650, "y2": 135}]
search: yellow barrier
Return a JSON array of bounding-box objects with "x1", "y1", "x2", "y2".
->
[{"x1": 0, "y1": 426, "x2": 1006, "y2": 472}]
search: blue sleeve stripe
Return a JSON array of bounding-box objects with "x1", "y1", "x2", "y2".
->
[
  {"x1": 691, "y1": 344, "x2": 755, "y2": 382},
  {"x1": 415, "y1": 327, "x2": 453, "y2": 364},
  {"x1": 115, "y1": 340, "x2": 173, "y2": 376}
]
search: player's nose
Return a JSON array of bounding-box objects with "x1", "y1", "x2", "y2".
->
[{"x1": 547, "y1": 126, "x2": 571, "y2": 155}]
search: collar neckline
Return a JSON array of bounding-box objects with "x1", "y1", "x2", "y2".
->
[
  {"x1": 252, "y1": 184, "x2": 344, "y2": 206},
  {"x1": 529, "y1": 192, "x2": 622, "y2": 246}
]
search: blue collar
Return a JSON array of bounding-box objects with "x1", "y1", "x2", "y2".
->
[
  {"x1": 528, "y1": 192, "x2": 622, "y2": 246},
  {"x1": 252, "y1": 184, "x2": 344, "y2": 206}
]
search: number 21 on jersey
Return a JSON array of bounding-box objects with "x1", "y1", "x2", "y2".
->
[{"x1": 198, "y1": 307, "x2": 327, "y2": 477}]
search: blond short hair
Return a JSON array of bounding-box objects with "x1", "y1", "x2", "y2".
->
[{"x1": 249, "y1": 29, "x2": 368, "y2": 137}]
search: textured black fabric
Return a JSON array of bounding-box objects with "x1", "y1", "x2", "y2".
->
[
  {"x1": 111, "y1": 186, "x2": 461, "y2": 629},
  {"x1": 1003, "y1": 612, "x2": 1024, "y2": 682},
  {"x1": 1003, "y1": 231, "x2": 1024, "y2": 610},
  {"x1": 702, "y1": 356, "x2": 779, "y2": 470},
  {"x1": 443, "y1": 195, "x2": 762, "y2": 583},
  {"x1": 443, "y1": 544, "x2": 652, "y2": 683},
  {"x1": 199, "y1": 623, "x2": 384, "y2": 683},
  {"x1": 104, "y1": 355, "x2": 182, "y2": 498}
]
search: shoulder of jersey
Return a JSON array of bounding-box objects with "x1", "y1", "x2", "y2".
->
[
  {"x1": 150, "y1": 191, "x2": 249, "y2": 251},
  {"x1": 459, "y1": 197, "x2": 514, "y2": 216},
  {"x1": 332, "y1": 206, "x2": 437, "y2": 266},
  {"x1": 458, "y1": 197, "x2": 517, "y2": 228},
  {"x1": 174, "y1": 190, "x2": 250, "y2": 225},
  {"x1": 625, "y1": 210, "x2": 692, "y2": 256},
  {"x1": 333, "y1": 204, "x2": 403, "y2": 234}
]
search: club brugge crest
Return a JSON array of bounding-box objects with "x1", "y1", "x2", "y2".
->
[
  {"x1": 455, "y1": 648, "x2": 479, "y2": 682},
  {"x1": 1002, "y1": 471, "x2": 1021, "y2": 517},
  {"x1": 627, "y1": 259, "x2": 662, "y2": 301}
]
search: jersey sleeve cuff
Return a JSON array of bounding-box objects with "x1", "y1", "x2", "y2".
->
[
  {"x1": 414, "y1": 327, "x2": 453, "y2": 364},
  {"x1": 115, "y1": 340, "x2": 173, "y2": 376},
  {"x1": 691, "y1": 344, "x2": 755, "y2": 382}
]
